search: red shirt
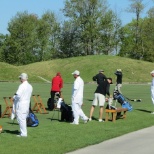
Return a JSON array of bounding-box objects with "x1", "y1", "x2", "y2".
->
[{"x1": 51, "y1": 76, "x2": 63, "y2": 92}]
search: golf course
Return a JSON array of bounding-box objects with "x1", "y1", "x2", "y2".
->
[{"x1": 0, "y1": 55, "x2": 154, "y2": 154}]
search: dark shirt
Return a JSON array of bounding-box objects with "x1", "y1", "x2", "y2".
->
[
  {"x1": 114, "y1": 71, "x2": 122, "y2": 84},
  {"x1": 94, "y1": 80, "x2": 110, "y2": 96},
  {"x1": 93, "y1": 73, "x2": 107, "y2": 85}
]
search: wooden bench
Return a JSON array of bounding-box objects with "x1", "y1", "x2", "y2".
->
[
  {"x1": 1, "y1": 97, "x2": 13, "y2": 118},
  {"x1": 105, "y1": 108, "x2": 128, "y2": 122}
]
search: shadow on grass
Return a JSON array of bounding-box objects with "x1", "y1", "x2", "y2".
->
[
  {"x1": 91, "y1": 116, "x2": 98, "y2": 121},
  {"x1": 3, "y1": 130, "x2": 20, "y2": 134},
  {"x1": 7, "y1": 122, "x2": 18, "y2": 125},
  {"x1": 135, "y1": 109, "x2": 151, "y2": 113},
  {"x1": 87, "y1": 99, "x2": 93, "y2": 101},
  {"x1": 47, "y1": 117, "x2": 61, "y2": 122}
]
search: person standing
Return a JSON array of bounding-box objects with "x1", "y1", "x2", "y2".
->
[
  {"x1": 50, "y1": 72, "x2": 63, "y2": 110},
  {"x1": 150, "y1": 70, "x2": 154, "y2": 114},
  {"x1": 71, "y1": 70, "x2": 89, "y2": 125},
  {"x1": 12, "y1": 73, "x2": 33, "y2": 137},
  {"x1": 89, "y1": 78, "x2": 113, "y2": 122},
  {"x1": 114, "y1": 69, "x2": 123, "y2": 93},
  {"x1": 93, "y1": 70, "x2": 107, "y2": 85}
]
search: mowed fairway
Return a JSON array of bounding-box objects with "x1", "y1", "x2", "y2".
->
[{"x1": 0, "y1": 82, "x2": 153, "y2": 154}]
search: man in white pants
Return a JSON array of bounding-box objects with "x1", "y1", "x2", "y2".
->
[
  {"x1": 150, "y1": 70, "x2": 154, "y2": 114},
  {"x1": 71, "y1": 70, "x2": 89, "y2": 125},
  {"x1": 12, "y1": 73, "x2": 33, "y2": 137}
]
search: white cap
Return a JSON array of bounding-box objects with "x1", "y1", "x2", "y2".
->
[
  {"x1": 19, "y1": 73, "x2": 28, "y2": 80},
  {"x1": 150, "y1": 70, "x2": 154, "y2": 74},
  {"x1": 72, "y1": 70, "x2": 80, "y2": 75},
  {"x1": 117, "y1": 69, "x2": 122, "y2": 72}
]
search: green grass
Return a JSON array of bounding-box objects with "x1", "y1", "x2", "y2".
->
[
  {"x1": 0, "y1": 55, "x2": 154, "y2": 83},
  {"x1": 0, "y1": 82, "x2": 153, "y2": 154}
]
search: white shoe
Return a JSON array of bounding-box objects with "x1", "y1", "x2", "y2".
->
[
  {"x1": 89, "y1": 118, "x2": 92, "y2": 121},
  {"x1": 151, "y1": 112, "x2": 154, "y2": 114},
  {"x1": 16, "y1": 135, "x2": 27, "y2": 137},
  {"x1": 84, "y1": 119, "x2": 89, "y2": 124},
  {"x1": 70, "y1": 122, "x2": 79, "y2": 125},
  {"x1": 98, "y1": 119, "x2": 104, "y2": 122}
]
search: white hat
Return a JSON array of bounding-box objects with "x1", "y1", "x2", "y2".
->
[
  {"x1": 72, "y1": 70, "x2": 80, "y2": 75},
  {"x1": 117, "y1": 69, "x2": 122, "y2": 72},
  {"x1": 150, "y1": 70, "x2": 154, "y2": 74},
  {"x1": 19, "y1": 73, "x2": 28, "y2": 80}
]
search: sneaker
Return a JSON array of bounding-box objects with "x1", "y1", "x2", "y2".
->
[
  {"x1": 84, "y1": 119, "x2": 89, "y2": 124},
  {"x1": 70, "y1": 122, "x2": 79, "y2": 125},
  {"x1": 89, "y1": 118, "x2": 92, "y2": 121},
  {"x1": 16, "y1": 135, "x2": 27, "y2": 137},
  {"x1": 98, "y1": 119, "x2": 104, "y2": 122}
]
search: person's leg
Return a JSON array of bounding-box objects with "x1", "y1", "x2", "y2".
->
[
  {"x1": 151, "y1": 89, "x2": 154, "y2": 114},
  {"x1": 98, "y1": 94, "x2": 105, "y2": 122},
  {"x1": 89, "y1": 105, "x2": 95, "y2": 120},
  {"x1": 89, "y1": 93, "x2": 98, "y2": 120},
  {"x1": 50, "y1": 91, "x2": 56, "y2": 110},
  {"x1": 117, "y1": 84, "x2": 122, "y2": 93},
  {"x1": 77, "y1": 104, "x2": 88, "y2": 122},
  {"x1": 71, "y1": 103, "x2": 79, "y2": 124},
  {"x1": 99, "y1": 106, "x2": 103, "y2": 120},
  {"x1": 16, "y1": 111, "x2": 28, "y2": 137}
]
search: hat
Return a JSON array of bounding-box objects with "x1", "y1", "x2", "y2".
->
[
  {"x1": 117, "y1": 69, "x2": 122, "y2": 72},
  {"x1": 19, "y1": 73, "x2": 28, "y2": 80},
  {"x1": 151, "y1": 70, "x2": 154, "y2": 74},
  {"x1": 107, "y1": 78, "x2": 113, "y2": 84},
  {"x1": 72, "y1": 70, "x2": 80, "y2": 75},
  {"x1": 56, "y1": 72, "x2": 61, "y2": 76},
  {"x1": 99, "y1": 70, "x2": 104, "y2": 73}
]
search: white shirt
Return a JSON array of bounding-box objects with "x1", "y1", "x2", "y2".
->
[
  {"x1": 72, "y1": 76, "x2": 84, "y2": 105},
  {"x1": 13, "y1": 80, "x2": 33, "y2": 112}
]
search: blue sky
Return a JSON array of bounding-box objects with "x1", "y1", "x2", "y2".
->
[{"x1": 0, "y1": 0, "x2": 153, "y2": 35}]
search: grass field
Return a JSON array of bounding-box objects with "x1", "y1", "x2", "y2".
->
[
  {"x1": 0, "y1": 82, "x2": 153, "y2": 154},
  {"x1": 0, "y1": 55, "x2": 154, "y2": 83}
]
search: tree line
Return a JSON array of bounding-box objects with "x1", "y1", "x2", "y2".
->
[{"x1": 0, "y1": 0, "x2": 154, "y2": 65}]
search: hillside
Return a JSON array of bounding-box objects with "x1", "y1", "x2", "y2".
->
[{"x1": 0, "y1": 55, "x2": 154, "y2": 83}]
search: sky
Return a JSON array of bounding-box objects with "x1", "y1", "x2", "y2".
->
[{"x1": 0, "y1": 0, "x2": 153, "y2": 35}]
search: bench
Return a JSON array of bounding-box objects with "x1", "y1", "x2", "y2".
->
[{"x1": 105, "y1": 108, "x2": 128, "y2": 122}]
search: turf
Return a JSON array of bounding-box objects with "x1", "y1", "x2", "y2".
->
[{"x1": 0, "y1": 82, "x2": 153, "y2": 154}]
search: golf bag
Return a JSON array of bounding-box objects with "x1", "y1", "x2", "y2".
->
[
  {"x1": 27, "y1": 108, "x2": 39, "y2": 127},
  {"x1": 60, "y1": 102, "x2": 74, "y2": 122},
  {"x1": 113, "y1": 90, "x2": 133, "y2": 111},
  {"x1": 47, "y1": 98, "x2": 54, "y2": 111}
]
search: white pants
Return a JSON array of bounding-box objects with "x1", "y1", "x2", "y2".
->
[
  {"x1": 72, "y1": 103, "x2": 88, "y2": 124},
  {"x1": 151, "y1": 88, "x2": 154, "y2": 105},
  {"x1": 16, "y1": 104, "x2": 29, "y2": 137},
  {"x1": 115, "y1": 84, "x2": 122, "y2": 93}
]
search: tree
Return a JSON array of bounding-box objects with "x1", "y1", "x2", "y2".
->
[
  {"x1": 6, "y1": 11, "x2": 39, "y2": 65},
  {"x1": 125, "y1": 0, "x2": 145, "y2": 59},
  {"x1": 62, "y1": 0, "x2": 119, "y2": 56},
  {"x1": 37, "y1": 11, "x2": 61, "y2": 61}
]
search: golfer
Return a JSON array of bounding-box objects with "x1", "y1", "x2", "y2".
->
[
  {"x1": 150, "y1": 70, "x2": 154, "y2": 114},
  {"x1": 71, "y1": 70, "x2": 89, "y2": 125},
  {"x1": 89, "y1": 78, "x2": 113, "y2": 122},
  {"x1": 50, "y1": 72, "x2": 63, "y2": 110},
  {"x1": 93, "y1": 70, "x2": 107, "y2": 85},
  {"x1": 12, "y1": 73, "x2": 33, "y2": 137},
  {"x1": 114, "y1": 69, "x2": 123, "y2": 93}
]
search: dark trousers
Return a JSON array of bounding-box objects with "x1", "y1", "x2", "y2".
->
[{"x1": 50, "y1": 91, "x2": 58, "y2": 105}]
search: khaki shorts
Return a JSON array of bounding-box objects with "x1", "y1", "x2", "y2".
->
[{"x1": 92, "y1": 93, "x2": 105, "y2": 106}]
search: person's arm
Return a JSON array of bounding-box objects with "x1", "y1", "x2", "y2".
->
[
  {"x1": 72, "y1": 80, "x2": 79, "y2": 99},
  {"x1": 92, "y1": 75, "x2": 97, "y2": 81},
  {"x1": 59, "y1": 78, "x2": 63, "y2": 89},
  {"x1": 115, "y1": 71, "x2": 122, "y2": 76},
  {"x1": 106, "y1": 83, "x2": 111, "y2": 97}
]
